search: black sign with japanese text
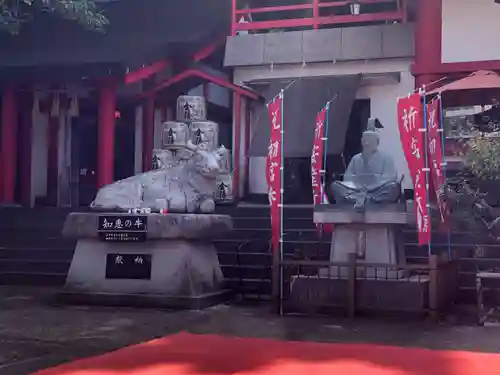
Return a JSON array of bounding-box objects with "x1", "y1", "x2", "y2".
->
[
  {"x1": 98, "y1": 215, "x2": 147, "y2": 242},
  {"x1": 105, "y1": 253, "x2": 152, "y2": 280}
]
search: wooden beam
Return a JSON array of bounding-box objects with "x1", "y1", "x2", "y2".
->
[{"x1": 138, "y1": 69, "x2": 260, "y2": 101}]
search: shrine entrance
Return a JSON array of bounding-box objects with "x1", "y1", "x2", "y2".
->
[
  {"x1": 282, "y1": 99, "x2": 370, "y2": 204},
  {"x1": 69, "y1": 104, "x2": 136, "y2": 208}
]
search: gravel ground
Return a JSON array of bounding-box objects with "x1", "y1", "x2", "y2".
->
[{"x1": 1, "y1": 287, "x2": 500, "y2": 374}]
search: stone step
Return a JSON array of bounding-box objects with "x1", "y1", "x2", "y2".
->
[
  {"x1": 0, "y1": 235, "x2": 76, "y2": 248},
  {"x1": 0, "y1": 272, "x2": 66, "y2": 285},
  {"x1": 0, "y1": 248, "x2": 75, "y2": 261},
  {"x1": 0, "y1": 259, "x2": 71, "y2": 275}
]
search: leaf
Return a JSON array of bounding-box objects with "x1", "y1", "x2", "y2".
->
[{"x1": 0, "y1": 0, "x2": 108, "y2": 34}]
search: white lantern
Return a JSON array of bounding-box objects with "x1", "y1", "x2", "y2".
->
[{"x1": 349, "y1": 1, "x2": 361, "y2": 16}]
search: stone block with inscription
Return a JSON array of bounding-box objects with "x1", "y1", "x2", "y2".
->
[
  {"x1": 59, "y1": 212, "x2": 233, "y2": 309},
  {"x1": 62, "y1": 95, "x2": 235, "y2": 309}
]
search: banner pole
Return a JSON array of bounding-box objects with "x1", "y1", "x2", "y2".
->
[
  {"x1": 316, "y1": 102, "x2": 330, "y2": 245},
  {"x1": 279, "y1": 89, "x2": 284, "y2": 316},
  {"x1": 422, "y1": 89, "x2": 432, "y2": 256},
  {"x1": 322, "y1": 102, "x2": 331, "y2": 201},
  {"x1": 268, "y1": 80, "x2": 296, "y2": 105},
  {"x1": 438, "y1": 95, "x2": 452, "y2": 260}
]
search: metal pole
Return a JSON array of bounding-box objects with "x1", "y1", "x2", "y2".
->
[
  {"x1": 422, "y1": 88, "x2": 432, "y2": 256},
  {"x1": 279, "y1": 89, "x2": 285, "y2": 316},
  {"x1": 438, "y1": 94, "x2": 452, "y2": 259}
]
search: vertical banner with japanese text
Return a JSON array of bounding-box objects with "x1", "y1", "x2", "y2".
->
[
  {"x1": 266, "y1": 96, "x2": 283, "y2": 252},
  {"x1": 311, "y1": 106, "x2": 326, "y2": 207},
  {"x1": 427, "y1": 97, "x2": 448, "y2": 229},
  {"x1": 397, "y1": 93, "x2": 431, "y2": 245},
  {"x1": 311, "y1": 105, "x2": 333, "y2": 233}
]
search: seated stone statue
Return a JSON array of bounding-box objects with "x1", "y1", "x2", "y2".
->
[
  {"x1": 330, "y1": 123, "x2": 402, "y2": 211},
  {"x1": 90, "y1": 141, "x2": 225, "y2": 213}
]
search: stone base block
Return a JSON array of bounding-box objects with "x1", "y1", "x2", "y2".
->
[
  {"x1": 56, "y1": 290, "x2": 233, "y2": 310},
  {"x1": 61, "y1": 239, "x2": 226, "y2": 308},
  {"x1": 330, "y1": 224, "x2": 405, "y2": 265}
]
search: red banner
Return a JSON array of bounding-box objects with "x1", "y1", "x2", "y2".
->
[
  {"x1": 311, "y1": 107, "x2": 326, "y2": 205},
  {"x1": 427, "y1": 98, "x2": 448, "y2": 229},
  {"x1": 266, "y1": 96, "x2": 283, "y2": 252},
  {"x1": 397, "y1": 93, "x2": 431, "y2": 245},
  {"x1": 311, "y1": 106, "x2": 333, "y2": 233}
]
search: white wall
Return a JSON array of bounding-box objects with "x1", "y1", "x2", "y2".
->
[
  {"x1": 442, "y1": 0, "x2": 500, "y2": 63},
  {"x1": 30, "y1": 111, "x2": 48, "y2": 205},
  {"x1": 234, "y1": 59, "x2": 415, "y2": 194}
]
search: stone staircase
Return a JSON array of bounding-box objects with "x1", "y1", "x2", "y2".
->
[
  {"x1": 0, "y1": 208, "x2": 76, "y2": 285},
  {"x1": 0, "y1": 205, "x2": 497, "y2": 304}
]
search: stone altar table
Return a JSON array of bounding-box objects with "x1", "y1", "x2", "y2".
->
[
  {"x1": 58, "y1": 212, "x2": 233, "y2": 309},
  {"x1": 314, "y1": 204, "x2": 410, "y2": 279}
]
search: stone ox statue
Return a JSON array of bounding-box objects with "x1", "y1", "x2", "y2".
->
[{"x1": 91, "y1": 141, "x2": 224, "y2": 213}]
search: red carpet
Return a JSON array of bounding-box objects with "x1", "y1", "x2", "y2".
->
[{"x1": 33, "y1": 332, "x2": 500, "y2": 375}]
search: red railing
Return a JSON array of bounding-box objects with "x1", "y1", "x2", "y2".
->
[{"x1": 231, "y1": 0, "x2": 407, "y2": 35}]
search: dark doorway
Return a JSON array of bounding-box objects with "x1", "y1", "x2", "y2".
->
[
  {"x1": 114, "y1": 107, "x2": 136, "y2": 181},
  {"x1": 71, "y1": 110, "x2": 98, "y2": 207},
  {"x1": 283, "y1": 99, "x2": 370, "y2": 205},
  {"x1": 71, "y1": 105, "x2": 136, "y2": 208}
]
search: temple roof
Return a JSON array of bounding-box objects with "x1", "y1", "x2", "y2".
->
[{"x1": 0, "y1": 0, "x2": 230, "y2": 77}]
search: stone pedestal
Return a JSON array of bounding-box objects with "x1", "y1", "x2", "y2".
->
[
  {"x1": 314, "y1": 204, "x2": 410, "y2": 279},
  {"x1": 58, "y1": 212, "x2": 233, "y2": 309}
]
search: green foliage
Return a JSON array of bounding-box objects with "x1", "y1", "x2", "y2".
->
[
  {"x1": 0, "y1": 0, "x2": 108, "y2": 34},
  {"x1": 464, "y1": 135, "x2": 500, "y2": 181}
]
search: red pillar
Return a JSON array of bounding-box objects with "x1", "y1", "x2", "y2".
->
[
  {"x1": 19, "y1": 93, "x2": 33, "y2": 207},
  {"x1": 414, "y1": 0, "x2": 442, "y2": 88},
  {"x1": 312, "y1": 0, "x2": 319, "y2": 29},
  {"x1": 231, "y1": 0, "x2": 237, "y2": 36},
  {"x1": 244, "y1": 100, "x2": 251, "y2": 196},
  {"x1": 1, "y1": 85, "x2": 18, "y2": 203},
  {"x1": 142, "y1": 97, "x2": 155, "y2": 172},
  {"x1": 97, "y1": 83, "x2": 116, "y2": 189},
  {"x1": 233, "y1": 93, "x2": 242, "y2": 199}
]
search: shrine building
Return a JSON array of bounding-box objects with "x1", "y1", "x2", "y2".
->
[
  {"x1": 226, "y1": 0, "x2": 500, "y2": 203},
  {"x1": 0, "y1": 0, "x2": 497, "y2": 208}
]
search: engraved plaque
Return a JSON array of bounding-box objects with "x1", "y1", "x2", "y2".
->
[
  {"x1": 105, "y1": 253, "x2": 152, "y2": 279},
  {"x1": 98, "y1": 215, "x2": 147, "y2": 242},
  {"x1": 162, "y1": 121, "x2": 189, "y2": 149},
  {"x1": 176, "y1": 96, "x2": 207, "y2": 122}
]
